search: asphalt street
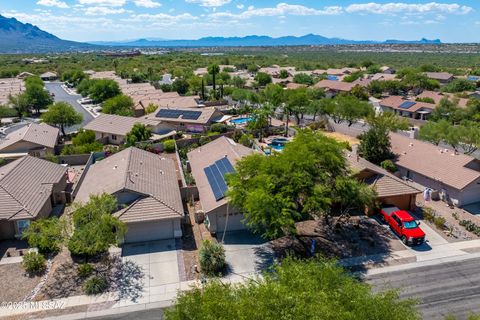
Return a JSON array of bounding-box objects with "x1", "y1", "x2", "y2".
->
[
  {"x1": 366, "y1": 256, "x2": 480, "y2": 320},
  {"x1": 82, "y1": 256, "x2": 480, "y2": 320},
  {"x1": 44, "y1": 82, "x2": 93, "y2": 133}
]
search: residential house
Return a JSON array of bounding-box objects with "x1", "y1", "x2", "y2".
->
[
  {"x1": 424, "y1": 72, "x2": 454, "y2": 84},
  {"x1": 416, "y1": 90, "x2": 469, "y2": 108},
  {"x1": 380, "y1": 66, "x2": 396, "y2": 74},
  {"x1": 0, "y1": 123, "x2": 60, "y2": 158},
  {"x1": 158, "y1": 74, "x2": 174, "y2": 86},
  {"x1": 347, "y1": 151, "x2": 421, "y2": 210},
  {"x1": 187, "y1": 137, "x2": 257, "y2": 234},
  {"x1": 314, "y1": 80, "x2": 355, "y2": 97},
  {"x1": 390, "y1": 133, "x2": 480, "y2": 207},
  {"x1": 379, "y1": 96, "x2": 436, "y2": 120},
  {"x1": 74, "y1": 147, "x2": 184, "y2": 243},
  {"x1": 147, "y1": 106, "x2": 223, "y2": 133},
  {"x1": 0, "y1": 156, "x2": 69, "y2": 240},
  {"x1": 371, "y1": 73, "x2": 398, "y2": 81},
  {"x1": 40, "y1": 72, "x2": 58, "y2": 81},
  {"x1": 83, "y1": 114, "x2": 162, "y2": 145}
]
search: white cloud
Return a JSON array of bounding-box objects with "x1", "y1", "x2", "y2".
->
[
  {"x1": 185, "y1": 0, "x2": 231, "y2": 7},
  {"x1": 236, "y1": 4, "x2": 244, "y2": 10},
  {"x1": 37, "y1": 0, "x2": 69, "y2": 9},
  {"x1": 346, "y1": 2, "x2": 472, "y2": 15},
  {"x1": 125, "y1": 12, "x2": 197, "y2": 24},
  {"x1": 211, "y1": 3, "x2": 343, "y2": 20},
  {"x1": 84, "y1": 6, "x2": 127, "y2": 15},
  {"x1": 78, "y1": 0, "x2": 126, "y2": 7},
  {"x1": 133, "y1": 0, "x2": 161, "y2": 8}
]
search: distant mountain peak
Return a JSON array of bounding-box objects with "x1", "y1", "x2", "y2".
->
[{"x1": 0, "y1": 14, "x2": 96, "y2": 53}]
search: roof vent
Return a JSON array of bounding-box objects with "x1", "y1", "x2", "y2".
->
[
  {"x1": 113, "y1": 165, "x2": 118, "y2": 169},
  {"x1": 159, "y1": 170, "x2": 164, "y2": 175},
  {"x1": 409, "y1": 143, "x2": 413, "y2": 147}
]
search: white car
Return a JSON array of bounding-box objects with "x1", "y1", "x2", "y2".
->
[{"x1": 79, "y1": 98, "x2": 93, "y2": 105}]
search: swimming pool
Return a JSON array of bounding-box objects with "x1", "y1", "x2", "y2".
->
[
  {"x1": 267, "y1": 138, "x2": 288, "y2": 152},
  {"x1": 230, "y1": 117, "x2": 252, "y2": 125},
  {"x1": 268, "y1": 143, "x2": 285, "y2": 151}
]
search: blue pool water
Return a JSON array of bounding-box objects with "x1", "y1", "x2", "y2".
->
[
  {"x1": 230, "y1": 117, "x2": 252, "y2": 125},
  {"x1": 268, "y1": 143, "x2": 285, "y2": 151}
]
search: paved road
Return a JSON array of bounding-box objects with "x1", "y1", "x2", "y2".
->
[
  {"x1": 44, "y1": 82, "x2": 94, "y2": 133},
  {"x1": 366, "y1": 256, "x2": 480, "y2": 320},
  {"x1": 81, "y1": 257, "x2": 480, "y2": 320}
]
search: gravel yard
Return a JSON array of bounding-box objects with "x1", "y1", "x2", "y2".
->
[{"x1": 0, "y1": 263, "x2": 42, "y2": 303}]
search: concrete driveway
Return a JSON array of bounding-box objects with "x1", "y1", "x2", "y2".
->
[
  {"x1": 119, "y1": 240, "x2": 181, "y2": 306},
  {"x1": 218, "y1": 231, "x2": 275, "y2": 281}
]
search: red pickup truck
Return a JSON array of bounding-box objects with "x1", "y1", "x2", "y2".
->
[{"x1": 380, "y1": 206, "x2": 425, "y2": 246}]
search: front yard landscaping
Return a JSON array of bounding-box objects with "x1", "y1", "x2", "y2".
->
[{"x1": 0, "y1": 263, "x2": 43, "y2": 302}]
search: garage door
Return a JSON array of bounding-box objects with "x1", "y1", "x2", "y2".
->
[
  {"x1": 216, "y1": 213, "x2": 246, "y2": 233},
  {"x1": 124, "y1": 220, "x2": 174, "y2": 243}
]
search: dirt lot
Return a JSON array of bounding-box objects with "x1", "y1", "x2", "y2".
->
[
  {"x1": 322, "y1": 131, "x2": 360, "y2": 146},
  {"x1": 271, "y1": 216, "x2": 404, "y2": 260},
  {"x1": 0, "y1": 263, "x2": 42, "y2": 302}
]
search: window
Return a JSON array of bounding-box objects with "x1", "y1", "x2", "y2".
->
[
  {"x1": 16, "y1": 220, "x2": 30, "y2": 236},
  {"x1": 112, "y1": 135, "x2": 117, "y2": 141}
]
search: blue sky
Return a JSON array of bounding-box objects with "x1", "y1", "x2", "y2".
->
[{"x1": 1, "y1": 1, "x2": 479, "y2": 42}]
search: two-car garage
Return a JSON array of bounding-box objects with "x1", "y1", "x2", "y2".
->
[{"x1": 123, "y1": 218, "x2": 183, "y2": 244}]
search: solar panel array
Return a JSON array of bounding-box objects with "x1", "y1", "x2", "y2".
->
[
  {"x1": 156, "y1": 109, "x2": 202, "y2": 120},
  {"x1": 204, "y1": 157, "x2": 235, "y2": 201},
  {"x1": 399, "y1": 101, "x2": 416, "y2": 110}
]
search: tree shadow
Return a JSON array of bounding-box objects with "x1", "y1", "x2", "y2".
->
[{"x1": 107, "y1": 255, "x2": 145, "y2": 303}]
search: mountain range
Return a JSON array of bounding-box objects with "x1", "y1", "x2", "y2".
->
[
  {"x1": 91, "y1": 34, "x2": 442, "y2": 47},
  {"x1": 0, "y1": 14, "x2": 442, "y2": 53},
  {"x1": 0, "y1": 15, "x2": 96, "y2": 53}
]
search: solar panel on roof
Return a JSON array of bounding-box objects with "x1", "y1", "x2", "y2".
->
[
  {"x1": 203, "y1": 157, "x2": 236, "y2": 201},
  {"x1": 156, "y1": 109, "x2": 202, "y2": 120},
  {"x1": 399, "y1": 101, "x2": 416, "y2": 109},
  {"x1": 204, "y1": 166, "x2": 224, "y2": 201}
]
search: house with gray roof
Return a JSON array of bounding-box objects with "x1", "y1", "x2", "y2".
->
[
  {"x1": 0, "y1": 156, "x2": 68, "y2": 240},
  {"x1": 187, "y1": 137, "x2": 257, "y2": 234},
  {"x1": 0, "y1": 123, "x2": 60, "y2": 159},
  {"x1": 74, "y1": 147, "x2": 184, "y2": 242}
]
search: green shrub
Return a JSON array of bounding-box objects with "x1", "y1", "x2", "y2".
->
[
  {"x1": 22, "y1": 252, "x2": 47, "y2": 275},
  {"x1": 199, "y1": 240, "x2": 226, "y2": 276},
  {"x1": 380, "y1": 160, "x2": 397, "y2": 173},
  {"x1": 460, "y1": 220, "x2": 480, "y2": 236},
  {"x1": 209, "y1": 123, "x2": 227, "y2": 134},
  {"x1": 83, "y1": 276, "x2": 108, "y2": 295},
  {"x1": 308, "y1": 121, "x2": 327, "y2": 131},
  {"x1": 199, "y1": 136, "x2": 211, "y2": 146},
  {"x1": 239, "y1": 134, "x2": 254, "y2": 148},
  {"x1": 422, "y1": 207, "x2": 435, "y2": 222},
  {"x1": 77, "y1": 263, "x2": 94, "y2": 278},
  {"x1": 434, "y1": 216, "x2": 446, "y2": 229},
  {"x1": 22, "y1": 217, "x2": 65, "y2": 254},
  {"x1": 163, "y1": 139, "x2": 176, "y2": 153}
]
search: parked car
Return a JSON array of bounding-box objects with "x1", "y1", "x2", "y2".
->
[
  {"x1": 79, "y1": 98, "x2": 93, "y2": 105},
  {"x1": 380, "y1": 205, "x2": 425, "y2": 246}
]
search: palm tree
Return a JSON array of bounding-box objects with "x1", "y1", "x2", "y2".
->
[
  {"x1": 208, "y1": 64, "x2": 220, "y2": 100},
  {"x1": 248, "y1": 103, "x2": 274, "y2": 142}
]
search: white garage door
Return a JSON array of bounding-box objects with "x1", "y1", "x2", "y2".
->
[
  {"x1": 124, "y1": 220, "x2": 174, "y2": 243},
  {"x1": 216, "y1": 213, "x2": 246, "y2": 233}
]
